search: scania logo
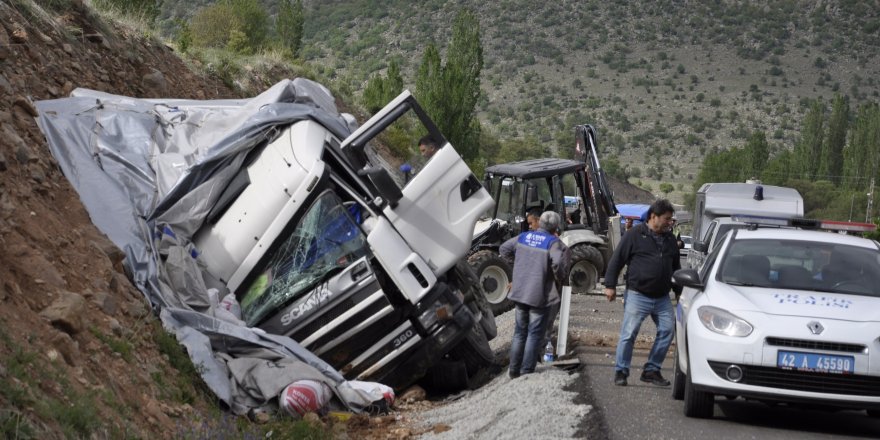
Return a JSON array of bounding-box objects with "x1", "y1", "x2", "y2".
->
[{"x1": 807, "y1": 321, "x2": 824, "y2": 335}]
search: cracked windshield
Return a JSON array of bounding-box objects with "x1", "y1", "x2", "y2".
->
[{"x1": 239, "y1": 191, "x2": 369, "y2": 326}]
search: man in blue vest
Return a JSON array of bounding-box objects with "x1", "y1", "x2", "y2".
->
[{"x1": 500, "y1": 211, "x2": 571, "y2": 378}]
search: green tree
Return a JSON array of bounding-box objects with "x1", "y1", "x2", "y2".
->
[
  {"x1": 761, "y1": 150, "x2": 795, "y2": 186},
  {"x1": 744, "y1": 130, "x2": 769, "y2": 179},
  {"x1": 843, "y1": 103, "x2": 880, "y2": 190},
  {"x1": 659, "y1": 182, "x2": 674, "y2": 196},
  {"x1": 819, "y1": 94, "x2": 849, "y2": 184},
  {"x1": 229, "y1": 0, "x2": 269, "y2": 53},
  {"x1": 362, "y1": 59, "x2": 404, "y2": 114},
  {"x1": 793, "y1": 99, "x2": 825, "y2": 180},
  {"x1": 415, "y1": 9, "x2": 483, "y2": 163},
  {"x1": 190, "y1": 3, "x2": 238, "y2": 49},
  {"x1": 694, "y1": 147, "x2": 748, "y2": 189},
  {"x1": 276, "y1": 0, "x2": 305, "y2": 57}
]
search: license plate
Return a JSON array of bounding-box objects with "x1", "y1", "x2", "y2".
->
[{"x1": 777, "y1": 350, "x2": 854, "y2": 374}]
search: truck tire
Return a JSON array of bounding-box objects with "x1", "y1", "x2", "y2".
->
[
  {"x1": 569, "y1": 244, "x2": 603, "y2": 295},
  {"x1": 468, "y1": 250, "x2": 514, "y2": 316},
  {"x1": 453, "y1": 259, "x2": 497, "y2": 341},
  {"x1": 448, "y1": 320, "x2": 495, "y2": 376}
]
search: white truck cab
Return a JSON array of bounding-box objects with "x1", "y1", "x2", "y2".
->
[{"x1": 193, "y1": 91, "x2": 496, "y2": 390}]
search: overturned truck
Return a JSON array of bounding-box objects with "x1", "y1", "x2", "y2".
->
[{"x1": 35, "y1": 79, "x2": 497, "y2": 413}]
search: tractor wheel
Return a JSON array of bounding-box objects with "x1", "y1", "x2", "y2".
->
[
  {"x1": 569, "y1": 244, "x2": 603, "y2": 295},
  {"x1": 468, "y1": 250, "x2": 514, "y2": 316}
]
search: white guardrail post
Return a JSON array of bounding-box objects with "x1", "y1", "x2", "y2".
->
[{"x1": 556, "y1": 285, "x2": 572, "y2": 357}]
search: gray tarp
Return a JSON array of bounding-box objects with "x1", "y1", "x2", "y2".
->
[{"x1": 34, "y1": 78, "x2": 383, "y2": 414}]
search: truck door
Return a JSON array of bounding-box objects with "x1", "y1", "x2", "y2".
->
[{"x1": 341, "y1": 91, "x2": 494, "y2": 277}]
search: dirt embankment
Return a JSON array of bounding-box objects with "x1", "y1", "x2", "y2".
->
[{"x1": 0, "y1": 3, "x2": 246, "y2": 437}]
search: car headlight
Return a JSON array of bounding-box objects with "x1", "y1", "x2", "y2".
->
[{"x1": 697, "y1": 306, "x2": 753, "y2": 337}]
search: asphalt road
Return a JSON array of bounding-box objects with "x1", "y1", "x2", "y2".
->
[{"x1": 567, "y1": 292, "x2": 880, "y2": 439}]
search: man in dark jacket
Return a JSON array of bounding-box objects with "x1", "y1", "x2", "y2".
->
[
  {"x1": 500, "y1": 211, "x2": 571, "y2": 378},
  {"x1": 604, "y1": 199, "x2": 681, "y2": 387}
]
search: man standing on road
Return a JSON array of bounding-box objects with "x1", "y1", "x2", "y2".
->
[
  {"x1": 604, "y1": 199, "x2": 681, "y2": 387},
  {"x1": 501, "y1": 211, "x2": 571, "y2": 378}
]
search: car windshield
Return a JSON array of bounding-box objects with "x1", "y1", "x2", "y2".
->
[
  {"x1": 238, "y1": 191, "x2": 369, "y2": 326},
  {"x1": 718, "y1": 238, "x2": 880, "y2": 297}
]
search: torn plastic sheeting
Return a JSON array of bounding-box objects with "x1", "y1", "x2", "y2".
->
[{"x1": 33, "y1": 78, "x2": 381, "y2": 414}]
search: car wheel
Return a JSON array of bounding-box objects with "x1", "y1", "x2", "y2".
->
[
  {"x1": 683, "y1": 357, "x2": 714, "y2": 418},
  {"x1": 671, "y1": 346, "x2": 685, "y2": 401},
  {"x1": 468, "y1": 250, "x2": 514, "y2": 316}
]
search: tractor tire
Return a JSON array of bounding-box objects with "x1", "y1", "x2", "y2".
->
[
  {"x1": 569, "y1": 244, "x2": 603, "y2": 295},
  {"x1": 468, "y1": 250, "x2": 514, "y2": 316}
]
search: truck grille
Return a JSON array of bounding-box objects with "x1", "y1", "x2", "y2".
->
[
  {"x1": 707, "y1": 361, "x2": 880, "y2": 396},
  {"x1": 765, "y1": 337, "x2": 866, "y2": 354}
]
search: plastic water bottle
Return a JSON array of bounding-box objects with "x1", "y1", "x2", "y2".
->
[{"x1": 543, "y1": 341, "x2": 555, "y2": 362}]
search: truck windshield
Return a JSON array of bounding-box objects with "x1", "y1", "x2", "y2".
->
[{"x1": 239, "y1": 191, "x2": 369, "y2": 326}]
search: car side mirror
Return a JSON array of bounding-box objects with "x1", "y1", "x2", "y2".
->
[
  {"x1": 692, "y1": 241, "x2": 708, "y2": 253},
  {"x1": 673, "y1": 268, "x2": 704, "y2": 289}
]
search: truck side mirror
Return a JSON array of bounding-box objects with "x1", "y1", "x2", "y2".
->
[
  {"x1": 359, "y1": 166, "x2": 403, "y2": 209},
  {"x1": 692, "y1": 241, "x2": 708, "y2": 253}
]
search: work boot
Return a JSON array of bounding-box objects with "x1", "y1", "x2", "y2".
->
[
  {"x1": 508, "y1": 370, "x2": 520, "y2": 380},
  {"x1": 640, "y1": 370, "x2": 671, "y2": 386},
  {"x1": 614, "y1": 371, "x2": 627, "y2": 386}
]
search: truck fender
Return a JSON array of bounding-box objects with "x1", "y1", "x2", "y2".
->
[{"x1": 560, "y1": 229, "x2": 605, "y2": 247}]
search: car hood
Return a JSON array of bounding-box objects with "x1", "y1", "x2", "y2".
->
[{"x1": 706, "y1": 283, "x2": 880, "y2": 322}]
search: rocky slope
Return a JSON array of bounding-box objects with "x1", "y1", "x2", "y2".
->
[{"x1": 0, "y1": 2, "x2": 248, "y2": 437}]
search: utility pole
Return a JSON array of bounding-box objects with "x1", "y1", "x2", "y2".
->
[{"x1": 868, "y1": 177, "x2": 875, "y2": 223}]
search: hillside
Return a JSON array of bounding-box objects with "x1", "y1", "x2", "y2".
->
[
  {"x1": 292, "y1": 0, "x2": 880, "y2": 203},
  {"x1": 0, "y1": 2, "x2": 253, "y2": 437}
]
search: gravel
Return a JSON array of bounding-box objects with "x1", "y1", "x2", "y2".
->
[{"x1": 410, "y1": 305, "x2": 594, "y2": 439}]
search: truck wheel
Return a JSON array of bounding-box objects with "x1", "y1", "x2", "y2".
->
[
  {"x1": 468, "y1": 250, "x2": 514, "y2": 316},
  {"x1": 448, "y1": 320, "x2": 495, "y2": 376},
  {"x1": 569, "y1": 244, "x2": 603, "y2": 295},
  {"x1": 454, "y1": 259, "x2": 497, "y2": 341}
]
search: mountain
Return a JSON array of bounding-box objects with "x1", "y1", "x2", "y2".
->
[{"x1": 286, "y1": 0, "x2": 880, "y2": 202}]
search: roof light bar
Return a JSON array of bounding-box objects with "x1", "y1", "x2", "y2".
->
[
  {"x1": 730, "y1": 214, "x2": 877, "y2": 232},
  {"x1": 818, "y1": 220, "x2": 877, "y2": 232}
]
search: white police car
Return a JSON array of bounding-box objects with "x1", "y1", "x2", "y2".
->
[{"x1": 671, "y1": 214, "x2": 880, "y2": 418}]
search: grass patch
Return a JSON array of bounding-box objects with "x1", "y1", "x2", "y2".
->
[
  {"x1": 42, "y1": 392, "x2": 100, "y2": 439},
  {"x1": 89, "y1": 326, "x2": 133, "y2": 362},
  {"x1": 0, "y1": 409, "x2": 35, "y2": 440},
  {"x1": 153, "y1": 323, "x2": 212, "y2": 405}
]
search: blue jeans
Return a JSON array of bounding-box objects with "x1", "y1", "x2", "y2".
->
[
  {"x1": 509, "y1": 303, "x2": 551, "y2": 375},
  {"x1": 614, "y1": 289, "x2": 674, "y2": 376}
]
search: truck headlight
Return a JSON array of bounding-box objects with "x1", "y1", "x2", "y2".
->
[
  {"x1": 697, "y1": 306, "x2": 753, "y2": 337},
  {"x1": 417, "y1": 300, "x2": 453, "y2": 331}
]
